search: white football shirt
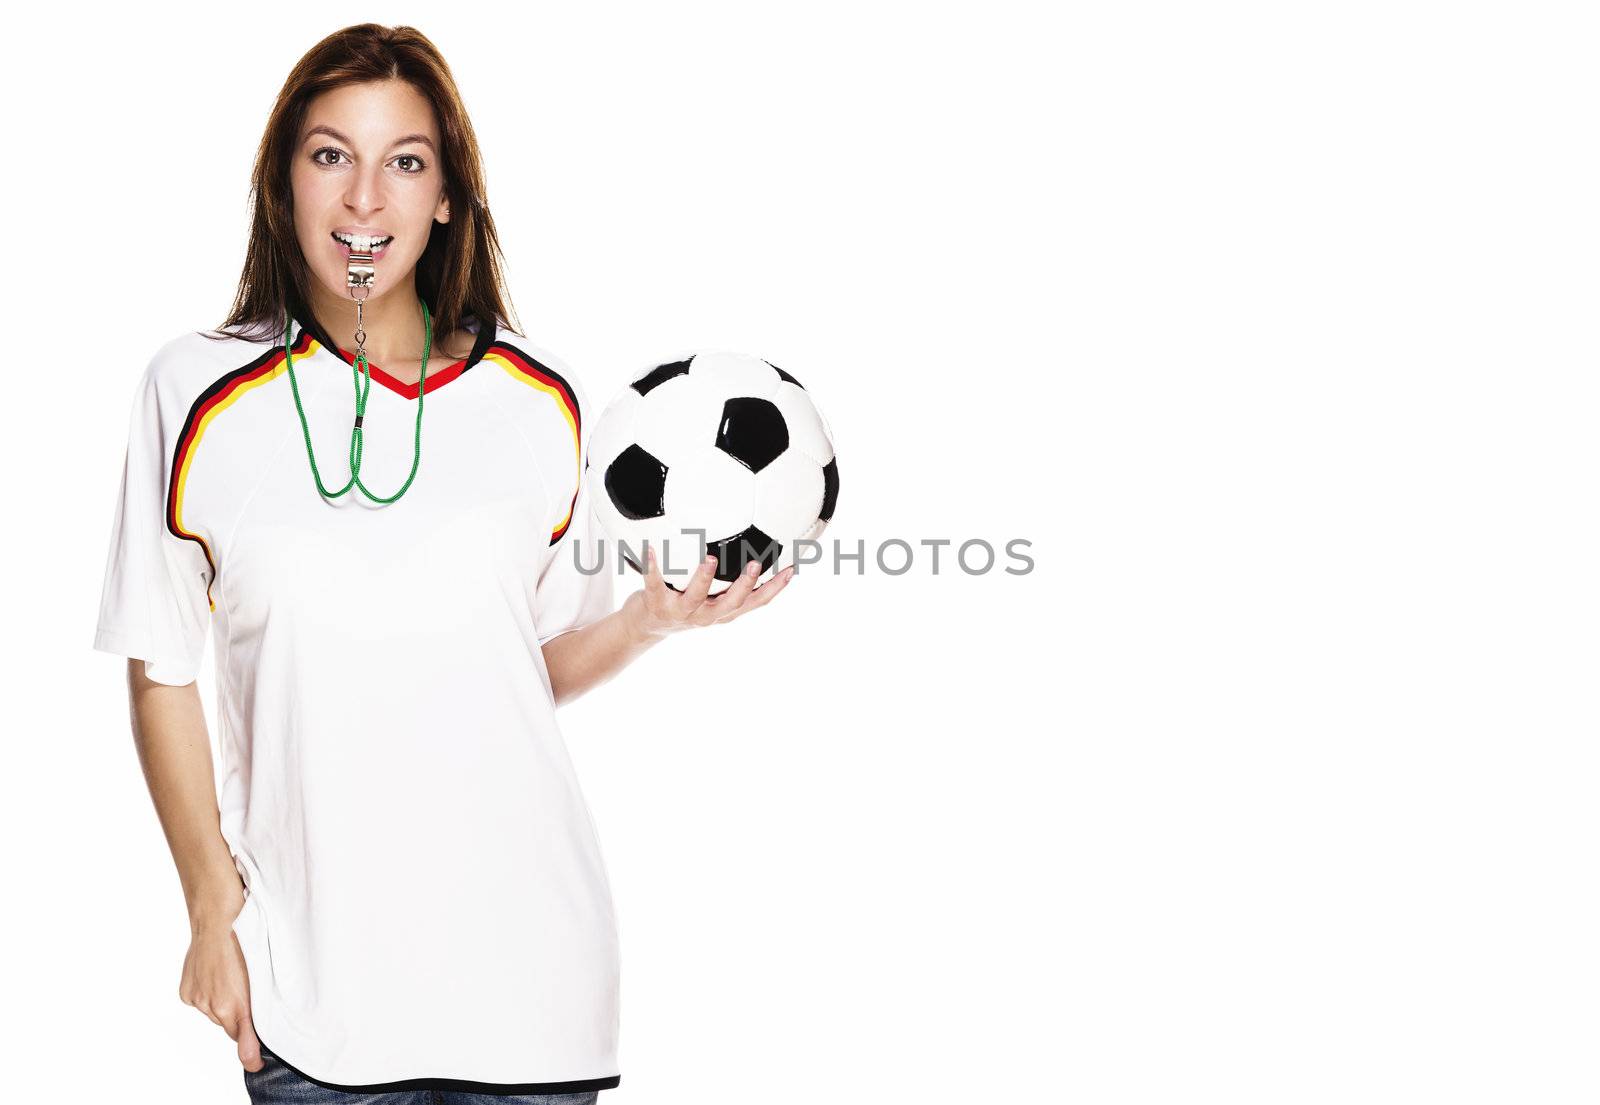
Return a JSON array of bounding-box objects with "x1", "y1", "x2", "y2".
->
[{"x1": 91, "y1": 309, "x2": 623, "y2": 1094}]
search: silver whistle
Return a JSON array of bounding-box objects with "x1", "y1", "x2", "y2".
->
[{"x1": 346, "y1": 251, "x2": 376, "y2": 299}]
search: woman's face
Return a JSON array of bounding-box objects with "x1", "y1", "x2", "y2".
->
[{"x1": 289, "y1": 79, "x2": 449, "y2": 308}]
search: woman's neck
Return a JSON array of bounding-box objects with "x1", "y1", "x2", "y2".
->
[{"x1": 306, "y1": 281, "x2": 435, "y2": 370}]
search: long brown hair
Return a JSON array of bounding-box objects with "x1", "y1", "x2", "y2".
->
[{"x1": 207, "y1": 23, "x2": 519, "y2": 346}]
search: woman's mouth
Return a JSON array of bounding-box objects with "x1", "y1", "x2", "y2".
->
[{"x1": 331, "y1": 232, "x2": 394, "y2": 260}]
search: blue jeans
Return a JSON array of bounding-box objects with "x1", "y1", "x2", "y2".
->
[{"x1": 243, "y1": 1040, "x2": 604, "y2": 1104}]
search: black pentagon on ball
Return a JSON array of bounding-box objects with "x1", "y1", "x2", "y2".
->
[
  {"x1": 631, "y1": 358, "x2": 692, "y2": 396},
  {"x1": 715, "y1": 397, "x2": 788, "y2": 473},
  {"x1": 708, "y1": 525, "x2": 780, "y2": 583},
  {"x1": 764, "y1": 360, "x2": 804, "y2": 389},
  {"x1": 604, "y1": 444, "x2": 668, "y2": 520},
  {"x1": 820, "y1": 457, "x2": 839, "y2": 522}
]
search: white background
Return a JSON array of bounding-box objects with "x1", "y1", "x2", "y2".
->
[{"x1": 5, "y1": 2, "x2": 1595, "y2": 1102}]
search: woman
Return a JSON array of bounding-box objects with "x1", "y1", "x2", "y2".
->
[{"x1": 91, "y1": 23, "x2": 794, "y2": 1105}]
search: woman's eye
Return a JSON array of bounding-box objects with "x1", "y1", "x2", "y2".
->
[
  {"x1": 311, "y1": 147, "x2": 345, "y2": 167},
  {"x1": 396, "y1": 155, "x2": 426, "y2": 174}
]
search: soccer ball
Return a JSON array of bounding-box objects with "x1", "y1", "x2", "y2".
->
[{"x1": 586, "y1": 351, "x2": 839, "y2": 594}]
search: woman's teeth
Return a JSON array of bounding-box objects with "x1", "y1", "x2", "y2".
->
[{"x1": 333, "y1": 233, "x2": 393, "y2": 252}]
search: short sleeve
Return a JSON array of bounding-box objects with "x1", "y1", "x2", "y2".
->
[
  {"x1": 534, "y1": 371, "x2": 616, "y2": 646},
  {"x1": 91, "y1": 353, "x2": 214, "y2": 686}
]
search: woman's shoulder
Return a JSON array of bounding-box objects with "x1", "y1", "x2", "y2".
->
[
  {"x1": 486, "y1": 328, "x2": 592, "y2": 407},
  {"x1": 114, "y1": 326, "x2": 282, "y2": 431},
  {"x1": 139, "y1": 325, "x2": 279, "y2": 399}
]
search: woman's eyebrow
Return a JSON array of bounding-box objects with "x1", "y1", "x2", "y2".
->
[{"x1": 303, "y1": 124, "x2": 437, "y2": 153}]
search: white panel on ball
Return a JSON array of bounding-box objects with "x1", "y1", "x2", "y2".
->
[
  {"x1": 751, "y1": 450, "x2": 826, "y2": 542},
  {"x1": 684, "y1": 350, "x2": 783, "y2": 399},
  {"x1": 770, "y1": 382, "x2": 835, "y2": 466},
  {"x1": 587, "y1": 387, "x2": 643, "y2": 480},
  {"x1": 662, "y1": 448, "x2": 757, "y2": 552},
  {"x1": 632, "y1": 374, "x2": 724, "y2": 466},
  {"x1": 772, "y1": 516, "x2": 830, "y2": 577}
]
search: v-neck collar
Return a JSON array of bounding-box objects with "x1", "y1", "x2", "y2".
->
[{"x1": 292, "y1": 306, "x2": 497, "y2": 400}]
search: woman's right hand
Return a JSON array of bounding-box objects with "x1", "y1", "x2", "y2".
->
[
  {"x1": 630, "y1": 545, "x2": 796, "y2": 638},
  {"x1": 179, "y1": 895, "x2": 265, "y2": 1072}
]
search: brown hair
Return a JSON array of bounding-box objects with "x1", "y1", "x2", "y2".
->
[{"x1": 207, "y1": 23, "x2": 519, "y2": 346}]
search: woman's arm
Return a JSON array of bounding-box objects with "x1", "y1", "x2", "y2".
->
[
  {"x1": 124, "y1": 661, "x2": 265, "y2": 1072},
  {"x1": 542, "y1": 547, "x2": 796, "y2": 706}
]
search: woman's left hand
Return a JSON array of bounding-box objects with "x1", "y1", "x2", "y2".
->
[{"x1": 627, "y1": 545, "x2": 796, "y2": 639}]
